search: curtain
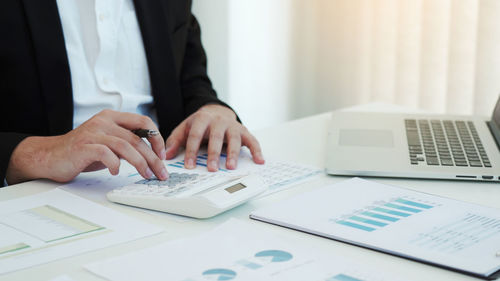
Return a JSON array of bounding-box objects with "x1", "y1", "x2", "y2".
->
[
  {"x1": 194, "y1": 0, "x2": 500, "y2": 129},
  {"x1": 292, "y1": 0, "x2": 500, "y2": 119}
]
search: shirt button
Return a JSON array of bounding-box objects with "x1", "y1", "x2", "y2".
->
[
  {"x1": 99, "y1": 14, "x2": 106, "y2": 22},
  {"x1": 102, "y1": 77, "x2": 109, "y2": 85}
]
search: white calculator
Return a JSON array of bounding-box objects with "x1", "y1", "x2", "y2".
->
[{"x1": 107, "y1": 172, "x2": 266, "y2": 218}]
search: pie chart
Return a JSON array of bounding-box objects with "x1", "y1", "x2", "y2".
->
[
  {"x1": 202, "y1": 268, "x2": 237, "y2": 281},
  {"x1": 254, "y1": 250, "x2": 293, "y2": 263}
]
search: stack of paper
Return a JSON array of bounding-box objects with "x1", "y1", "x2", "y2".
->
[
  {"x1": 0, "y1": 189, "x2": 162, "y2": 274},
  {"x1": 250, "y1": 178, "x2": 500, "y2": 279},
  {"x1": 86, "y1": 219, "x2": 408, "y2": 281},
  {"x1": 164, "y1": 150, "x2": 322, "y2": 197}
]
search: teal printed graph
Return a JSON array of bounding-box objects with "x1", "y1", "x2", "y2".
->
[
  {"x1": 236, "y1": 259, "x2": 262, "y2": 269},
  {"x1": 335, "y1": 197, "x2": 436, "y2": 232},
  {"x1": 199, "y1": 249, "x2": 293, "y2": 280},
  {"x1": 255, "y1": 250, "x2": 293, "y2": 263},
  {"x1": 236, "y1": 249, "x2": 293, "y2": 270},
  {"x1": 168, "y1": 153, "x2": 228, "y2": 171},
  {"x1": 202, "y1": 268, "x2": 236, "y2": 281},
  {"x1": 326, "y1": 274, "x2": 364, "y2": 281}
]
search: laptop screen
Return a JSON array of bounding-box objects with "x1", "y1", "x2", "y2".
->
[
  {"x1": 494, "y1": 97, "x2": 500, "y2": 127},
  {"x1": 491, "y1": 96, "x2": 500, "y2": 148}
]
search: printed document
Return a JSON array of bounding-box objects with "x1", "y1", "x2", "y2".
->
[
  {"x1": 164, "y1": 149, "x2": 321, "y2": 197},
  {"x1": 61, "y1": 149, "x2": 321, "y2": 207},
  {"x1": 86, "y1": 219, "x2": 407, "y2": 281},
  {"x1": 0, "y1": 189, "x2": 162, "y2": 274},
  {"x1": 250, "y1": 178, "x2": 500, "y2": 279}
]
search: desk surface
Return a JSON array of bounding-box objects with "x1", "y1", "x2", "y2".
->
[{"x1": 1, "y1": 104, "x2": 499, "y2": 281}]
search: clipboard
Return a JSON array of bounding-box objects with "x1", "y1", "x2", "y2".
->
[{"x1": 250, "y1": 178, "x2": 500, "y2": 279}]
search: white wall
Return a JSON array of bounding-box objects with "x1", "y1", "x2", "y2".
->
[
  {"x1": 191, "y1": 0, "x2": 229, "y2": 102},
  {"x1": 194, "y1": 0, "x2": 500, "y2": 130},
  {"x1": 226, "y1": 1, "x2": 293, "y2": 130},
  {"x1": 193, "y1": 0, "x2": 293, "y2": 130}
]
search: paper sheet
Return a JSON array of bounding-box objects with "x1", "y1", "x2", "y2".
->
[
  {"x1": 0, "y1": 189, "x2": 162, "y2": 274},
  {"x1": 59, "y1": 162, "x2": 193, "y2": 222},
  {"x1": 164, "y1": 149, "x2": 322, "y2": 197},
  {"x1": 61, "y1": 149, "x2": 320, "y2": 218},
  {"x1": 47, "y1": 275, "x2": 76, "y2": 281},
  {"x1": 250, "y1": 178, "x2": 500, "y2": 278},
  {"x1": 85, "y1": 219, "x2": 407, "y2": 281}
]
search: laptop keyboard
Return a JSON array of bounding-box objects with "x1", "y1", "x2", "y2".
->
[{"x1": 405, "y1": 119, "x2": 492, "y2": 168}]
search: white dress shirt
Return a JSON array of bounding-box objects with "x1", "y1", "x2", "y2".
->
[{"x1": 56, "y1": 0, "x2": 155, "y2": 128}]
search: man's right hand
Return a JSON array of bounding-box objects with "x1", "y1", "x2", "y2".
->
[{"x1": 5, "y1": 110, "x2": 169, "y2": 185}]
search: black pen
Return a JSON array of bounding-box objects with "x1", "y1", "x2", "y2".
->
[{"x1": 132, "y1": 129, "x2": 160, "y2": 138}]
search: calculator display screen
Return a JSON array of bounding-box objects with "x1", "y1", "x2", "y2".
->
[{"x1": 225, "y1": 183, "x2": 247, "y2": 194}]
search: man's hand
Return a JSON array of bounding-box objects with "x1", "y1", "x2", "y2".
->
[
  {"x1": 6, "y1": 110, "x2": 168, "y2": 185},
  {"x1": 165, "y1": 104, "x2": 265, "y2": 171}
]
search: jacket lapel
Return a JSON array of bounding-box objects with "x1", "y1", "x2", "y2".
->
[
  {"x1": 22, "y1": 0, "x2": 182, "y2": 136},
  {"x1": 132, "y1": 0, "x2": 184, "y2": 136},
  {"x1": 22, "y1": 0, "x2": 73, "y2": 135}
]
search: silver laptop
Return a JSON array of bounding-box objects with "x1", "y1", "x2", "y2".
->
[{"x1": 326, "y1": 96, "x2": 500, "y2": 182}]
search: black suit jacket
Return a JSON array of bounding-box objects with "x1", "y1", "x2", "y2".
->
[{"x1": 0, "y1": 0, "x2": 231, "y2": 184}]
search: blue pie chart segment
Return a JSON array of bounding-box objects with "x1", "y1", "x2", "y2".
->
[
  {"x1": 255, "y1": 250, "x2": 293, "y2": 263},
  {"x1": 202, "y1": 268, "x2": 237, "y2": 281}
]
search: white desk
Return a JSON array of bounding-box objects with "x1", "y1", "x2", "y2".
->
[{"x1": 1, "y1": 105, "x2": 499, "y2": 281}]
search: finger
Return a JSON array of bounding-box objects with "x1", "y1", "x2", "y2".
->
[
  {"x1": 109, "y1": 126, "x2": 169, "y2": 180},
  {"x1": 83, "y1": 144, "x2": 121, "y2": 175},
  {"x1": 83, "y1": 161, "x2": 107, "y2": 172},
  {"x1": 225, "y1": 126, "x2": 242, "y2": 170},
  {"x1": 165, "y1": 120, "x2": 189, "y2": 160},
  {"x1": 242, "y1": 130, "x2": 265, "y2": 164},
  {"x1": 146, "y1": 131, "x2": 166, "y2": 161},
  {"x1": 206, "y1": 123, "x2": 226, "y2": 172},
  {"x1": 96, "y1": 135, "x2": 165, "y2": 180},
  {"x1": 100, "y1": 110, "x2": 166, "y2": 160},
  {"x1": 184, "y1": 118, "x2": 210, "y2": 169}
]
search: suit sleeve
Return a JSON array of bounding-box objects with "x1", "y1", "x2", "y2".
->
[
  {"x1": 179, "y1": 14, "x2": 240, "y2": 121},
  {"x1": 0, "y1": 133, "x2": 31, "y2": 186}
]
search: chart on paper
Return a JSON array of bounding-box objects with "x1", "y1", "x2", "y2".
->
[
  {"x1": 409, "y1": 213, "x2": 500, "y2": 254},
  {"x1": 325, "y1": 273, "x2": 385, "y2": 281},
  {"x1": 86, "y1": 219, "x2": 407, "y2": 281},
  {"x1": 167, "y1": 153, "x2": 229, "y2": 171},
  {"x1": 0, "y1": 205, "x2": 105, "y2": 257},
  {"x1": 0, "y1": 189, "x2": 162, "y2": 274},
  {"x1": 250, "y1": 178, "x2": 500, "y2": 278},
  {"x1": 333, "y1": 197, "x2": 440, "y2": 232},
  {"x1": 165, "y1": 151, "x2": 322, "y2": 197}
]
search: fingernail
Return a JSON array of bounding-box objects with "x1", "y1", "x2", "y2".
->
[
  {"x1": 209, "y1": 160, "x2": 218, "y2": 171},
  {"x1": 227, "y1": 159, "x2": 236, "y2": 169},
  {"x1": 160, "y1": 149, "x2": 167, "y2": 160},
  {"x1": 146, "y1": 168, "x2": 154, "y2": 179},
  {"x1": 186, "y1": 158, "x2": 195, "y2": 169},
  {"x1": 258, "y1": 152, "x2": 265, "y2": 162},
  {"x1": 160, "y1": 167, "x2": 169, "y2": 180}
]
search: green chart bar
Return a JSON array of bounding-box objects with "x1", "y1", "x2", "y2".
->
[
  {"x1": 337, "y1": 221, "x2": 375, "y2": 232},
  {"x1": 349, "y1": 216, "x2": 388, "y2": 227},
  {"x1": 385, "y1": 203, "x2": 421, "y2": 213},
  {"x1": 362, "y1": 211, "x2": 399, "y2": 222},
  {"x1": 373, "y1": 207, "x2": 411, "y2": 217},
  {"x1": 395, "y1": 198, "x2": 433, "y2": 209}
]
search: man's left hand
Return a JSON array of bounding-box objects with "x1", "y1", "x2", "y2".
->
[{"x1": 165, "y1": 104, "x2": 265, "y2": 171}]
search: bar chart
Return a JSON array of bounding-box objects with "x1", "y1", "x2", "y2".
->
[
  {"x1": 333, "y1": 197, "x2": 438, "y2": 232},
  {"x1": 167, "y1": 153, "x2": 229, "y2": 171},
  {"x1": 0, "y1": 205, "x2": 104, "y2": 257}
]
